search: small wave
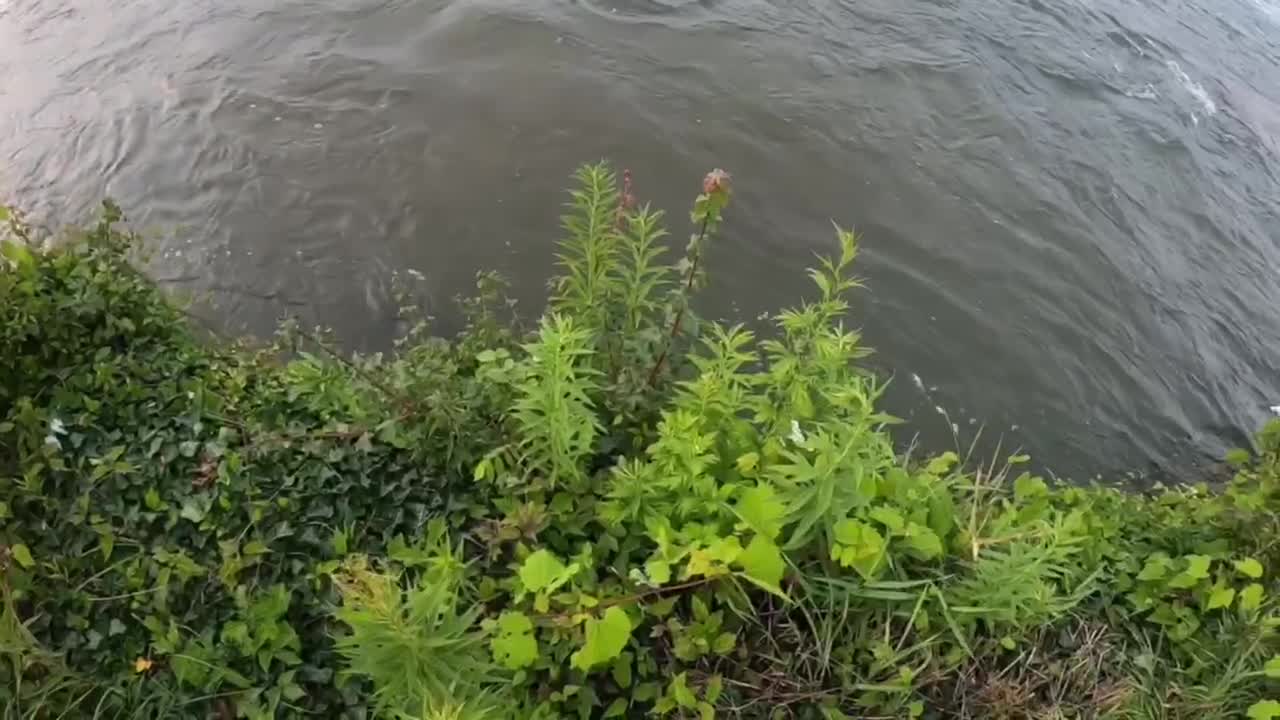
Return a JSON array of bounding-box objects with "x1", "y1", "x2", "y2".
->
[
  {"x1": 1167, "y1": 60, "x2": 1218, "y2": 116},
  {"x1": 1125, "y1": 83, "x2": 1159, "y2": 100}
]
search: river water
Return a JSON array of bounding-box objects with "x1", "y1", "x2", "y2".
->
[{"x1": 2, "y1": 0, "x2": 1278, "y2": 480}]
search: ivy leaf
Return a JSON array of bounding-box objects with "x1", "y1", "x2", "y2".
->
[
  {"x1": 1240, "y1": 583, "x2": 1265, "y2": 612},
  {"x1": 1183, "y1": 555, "x2": 1212, "y2": 579},
  {"x1": 1206, "y1": 586, "x2": 1235, "y2": 611},
  {"x1": 734, "y1": 484, "x2": 785, "y2": 540},
  {"x1": 1235, "y1": 557, "x2": 1264, "y2": 579},
  {"x1": 735, "y1": 534, "x2": 786, "y2": 594},
  {"x1": 491, "y1": 611, "x2": 538, "y2": 670},
  {"x1": 571, "y1": 606, "x2": 631, "y2": 671},
  {"x1": 10, "y1": 544, "x2": 34, "y2": 569},
  {"x1": 1249, "y1": 700, "x2": 1280, "y2": 720},
  {"x1": 1167, "y1": 555, "x2": 1211, "y2": 589},
  {"x1": 1137, "y1": 554, "x2": 1171, "y2": 581}
]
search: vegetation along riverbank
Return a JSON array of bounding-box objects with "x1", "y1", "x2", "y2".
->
[{"x1": 2, "y1": 165, "x2": 1280, "y2": 719}]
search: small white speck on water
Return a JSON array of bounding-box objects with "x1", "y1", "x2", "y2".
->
[
  {"x1": 930, "y1": 315, "x2": 937, "y2": 321},
  {"x1": 1011, "y1": 424, "x2": 1020, "y2": 431},
  {"x1": 314, "y1": 122, "x2": 323, "y2": 128},
  {"x1": 274, "y1": 116, "x2": 282, "y2": 122},
  {"x1": 1271, "y1": 405, "x2": 1280, "y2": 416},
  {"x1": 249, "y1": 103, "x2": 257, "y2": 109}
]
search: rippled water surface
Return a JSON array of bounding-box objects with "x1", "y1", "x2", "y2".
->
[{"x1": 2, "y1": 0, "x2": 1279, "y2": 479}]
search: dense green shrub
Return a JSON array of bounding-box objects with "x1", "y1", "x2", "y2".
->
[{"x1": 2, "y1": 170, "x2": 1280, "y2": 720}]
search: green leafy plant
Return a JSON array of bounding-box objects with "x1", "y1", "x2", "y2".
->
[{"x1": 3, "y1": 166, "x2": 1280, "y2": 720}]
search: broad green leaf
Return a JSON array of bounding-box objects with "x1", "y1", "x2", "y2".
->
[
  {"x1": 611, "y1": 655, "x2": 632, "y2": 688},
  {"x1": 734, "y1": 483, "x2": 785, "y2": 540},
  {"x1": 735, "y1": 534, "x2": 785, "y2": 593},
  {"x1": 1013, "y1": 474, "x2": 1047, "y2": 500},
  {"x1": 1206, "y1": 586, "x2": 1235, "y2": 611},
  {"x1": 1225, "y1": 447, "x2": 1252, "y2": 467},
  {"x1": 1240, "y1": 583, "x2": 1265, "y2": 612},
  {"x1": 1265, "y1": 656, "x2": 1280, "y2": 678},
  {"x1": 1167, "y1": 555, "x2": 1212, "y2": 589},
  {"x1": 10, "y1": 544, "x2": 33, "y2": 569},
  {"x1": 903, "y1": 522, "x2": 943, "y2": 560},
  {"x1": 832, "y1": 519, "x2": 886, "y2": 580},
  {"x1": 1248, "y1": 700, "x2": 1280, "y2": 720},
  {"x1": 519, "y1": 549, "x2": 569, "y2": 593},
  {"x1": 1235, "y1": 557, "x2": 1264, "y2": 579},
  {"x1": 645, "y1": 558, "x2": 672, "y2": 585},
  {"x1": 0, "y1": 239, "x2": 34, "y2": 272},
  {"x1": 670, "y1": 672, "x2": 697, "y2": 708},
  {"x1": 924, "y1": 451, "x2": 958, "y2": 475},
  {"x1": 869, "y1": 506, "x2": 905, "y2": 533},
  {"x1": 1183, "y1": 555, "x2": 1212, "y2": 579},
  {"x1": 1137, "y1": 554, "x2": 1171, "y2": 581},
  {"x1": 603, "y1": 699, "x2": 628, "y2": 718},
  {"x1": 144, "y1": 488, "x2": 164, "y2": 511},
  {"x1": 491, "y1": 611, "x2": 538, "y2": 670},
  {"x1": 571, "y1": 606, "x2": 632, "y2": 671},
  {"x1": 928, "y1": 488, "x2": 956, "y2": 539}
]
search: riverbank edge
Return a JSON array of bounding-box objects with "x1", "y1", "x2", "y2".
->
[{"x1": 3, "y1": 173, "x2": 1280, "y2": 718}]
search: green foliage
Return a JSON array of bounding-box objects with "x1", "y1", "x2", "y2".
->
[{"x1": 4, "y1": 167, "x2": 1280, "y2": 720}]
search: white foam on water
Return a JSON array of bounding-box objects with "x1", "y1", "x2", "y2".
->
[
  {"x1": 1125, "y1": 83, "x2": 1159, "y2": 100},
  {"x1": 1167, "y1": 60, "x2": 1218, "y2": 116}
]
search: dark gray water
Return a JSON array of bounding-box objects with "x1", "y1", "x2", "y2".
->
[{"x1": 2, "y1": 0, "x2": 1279, "y2": 480}]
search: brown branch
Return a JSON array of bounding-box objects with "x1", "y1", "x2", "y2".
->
[{"x1": 537, "y1": 575, "x2": 719, "y2": 626}]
